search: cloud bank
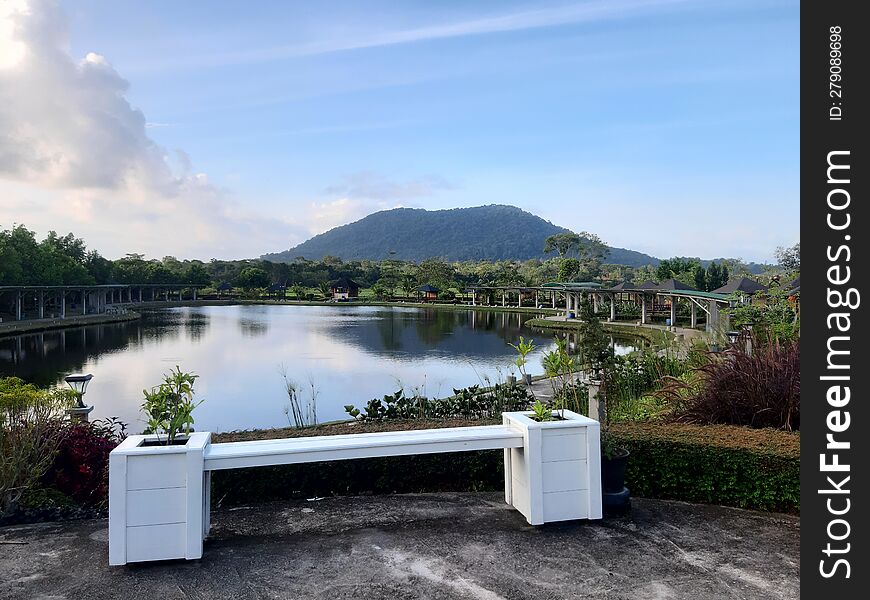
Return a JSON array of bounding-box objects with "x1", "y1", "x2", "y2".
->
[{"x1": 0, "y1": 0, "x2": 297, "y2": 259}]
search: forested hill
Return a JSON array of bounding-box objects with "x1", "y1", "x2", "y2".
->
[{"x1": 263, "y1": 205, "x2": 660, "y2": 266}]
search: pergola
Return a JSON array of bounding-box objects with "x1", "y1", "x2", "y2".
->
[
  {"x1": 464, "y1": 282, "x2": 735, "y2": 333},
  {"x1": 0, "y1": 284, "x2": 205, "y2": 322}
]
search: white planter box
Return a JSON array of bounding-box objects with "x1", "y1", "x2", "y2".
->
[
  {"x1": 108, "y1": 432, "x2": 211, "y2": 566},
  {"x1": 502, "y1": 410, "x2": 602, "y2": 525}
]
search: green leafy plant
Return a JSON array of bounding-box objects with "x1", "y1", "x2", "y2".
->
[
  {"x1": 0, "y1": 377, "x2": 75, "y2": 515},
  {"x1": 508, "y1": 336, "x2": 536, "y2": 398},
  {"x1": 343, "y1": 384, "x2": 531, "y2": 422},
  {"x1": 530, "y1": 398, "x2": 553, "y2": 422},
  {"x1": 141, "y1": 366, "x2": 203, "y2": 444},
  {"x1": 541, "y1": 336, "x2": 583, "y2": 418}
]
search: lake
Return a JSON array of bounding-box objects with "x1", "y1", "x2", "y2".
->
[{"x1": 0, "y1": 305, "x2": 642, "y2": 432}]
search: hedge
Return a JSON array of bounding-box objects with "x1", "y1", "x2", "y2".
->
[
  {"x1": 611, "y1": 422, "x2": 799, "y2": 513},
  {"x1": 210, "y1": 419, "x2": 799, "y2": 513}
]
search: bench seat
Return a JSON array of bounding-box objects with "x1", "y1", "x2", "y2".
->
[
  {"x1": 204, "y1": 425, "x2": 524, "y2": 470},
  {"x1": 109, "y1": 411, "x2": 602, "y2": 565}
]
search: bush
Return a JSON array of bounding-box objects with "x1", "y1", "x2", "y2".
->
[
  {"x1": 612, "y1": 421, "x2": 799, "y2": 512},
  {"x1": 344, "y1": 384, "x2": 531, "y2": 421},
  {"x1": 0, "y1": 377, "x2": 74, "y2": 515},
  {"x1": 605, "y1": 351, "x2": 691, "y2": 417},
  {"x1": 42, "y1": 418, "x2": 126, "y2": 507},
  {"x1": 659, "y1": 340, "x2": 800, "y2": 430}
]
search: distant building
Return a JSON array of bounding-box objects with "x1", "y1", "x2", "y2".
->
[
  {"x1": 217, "y1": 282, "x2": 232, "y2": 295},
  {"x1": 711, "y1": 277, "x2": 768, "y2": 295},
  {"x1": 330, "y1": 277, "x2": 360, "y2": 301},
  {"x1": 267, "y1": 283, "x2": 287, "y2": 299},
  {"x1": 417, "y1": 284, "x2": 439, "y2": 302},
  {"x1": 655, "y1": 279, "x2": 697, "y2": 291}
]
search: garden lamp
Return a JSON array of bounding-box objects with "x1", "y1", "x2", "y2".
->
[
  {"x1": 726, "y1": 331, "x2": 740, "y2": 345},
  {"x1": 64, "y1": 373, "x2": 93, "y2": 408}
]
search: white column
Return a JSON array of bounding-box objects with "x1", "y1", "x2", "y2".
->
[
  {"x1": 690, "y1": 302, "x2": 697, "y2": 328},
  {"x1": 551, "y1": 291, "x2": 556, "y2": 308},
  {"x1": 670, "y1": 296, "x2": 677, "y2": 327},
  {"x1": 610, "y1": 295, "x2": 616, "y2": 322},
  {"x1": 641, "y1": 295, "x2": 648, "y2": 324},
  {"x1": 60, "y1": 291, "x2": 66, "y2": 318},
  {"x1": 16, "y1": 291, "x2": 22, "y2": 320},
  {"x1": 502, "y1": 291, "x2": 506, "y2": 307},
  {"x1": 38, "y1": 290, "x2": 44, "y2": 318},
  {"x1": 193, "y1": 288, "x2": 198, "y2": 301}
]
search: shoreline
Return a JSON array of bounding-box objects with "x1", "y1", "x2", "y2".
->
[
  {"x1": 0, "y1": 299, "x2": 689, "y2": 343},
  {"x1": 0, "y1": 311, "x2": 140, "y2": 337}
]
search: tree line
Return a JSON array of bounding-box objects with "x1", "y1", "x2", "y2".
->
[{"x1": 1, "y1": 225, "x2": 796, "y2": 296}]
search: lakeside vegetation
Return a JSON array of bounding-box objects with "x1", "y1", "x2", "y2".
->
[{"x1": 2, "y1": 224, "x2": 797, "y2": 301}]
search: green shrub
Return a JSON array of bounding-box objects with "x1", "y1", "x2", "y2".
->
[
  {"x1": 611, "y1": 421, "x2": 799, "y2": 512},
  {"x1": 0, "y1": 377, "x2": 75, "y2": 515}
]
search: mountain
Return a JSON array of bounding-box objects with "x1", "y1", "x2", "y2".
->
[{"x1": 262, "y1": 205, "x2": 660, "y2": 266}]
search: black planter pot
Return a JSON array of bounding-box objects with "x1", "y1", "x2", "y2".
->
[
  {"x1": 601, "y1": 447, "x2": 629, "y2": 493},
  {"x1": 601, "y1": 447, "x2": 631, "y2": 515}
]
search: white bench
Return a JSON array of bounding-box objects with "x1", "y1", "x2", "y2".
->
[{"x1": 108, "y1": 410, "x2": 602, "y2": 565}]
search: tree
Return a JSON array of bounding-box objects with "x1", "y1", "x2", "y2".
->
[
  {"x1": 236, "y1": 267, "x2": 270, "y2": 290},
  {"x1": 543, "y1": 233, "x2": 581, "y2": 258},
  {"x1": 706, "y1": 262, "x2": 723, "y2": 291},
  {"x1": 558, "y1": 258, "x2": 581, "y2": 282},
  {"x1": 576, "y1": 293, "x2": 613, "y2": 379},
  {"x1": 693, "y1": 265, "x2": 706, "y2": 292},
  {"x1": 416, "y1": 258, "x2": 455, "y2": 291},
  {"x1": 721, "y1": 263, "x2": 730, "y2": 287},
  {"x1": 184, "y1": 263, "x2": 211, "y2": 285},
  {"x1": 775, "y1": 243, "x2": 800, "y2": 272}
]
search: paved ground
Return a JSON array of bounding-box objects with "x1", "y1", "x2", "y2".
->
[{"x1": 0, "y1": 493, "x2": 799, "y2": 600}]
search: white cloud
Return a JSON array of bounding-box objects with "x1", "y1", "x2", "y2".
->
[
  {"x1": 306, "y1": 198, "x2": 375, "y2": 235},
  {"x1": 0, "y1": 0, "x2": 300, "y2": 259}
]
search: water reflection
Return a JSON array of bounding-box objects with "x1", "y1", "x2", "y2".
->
[{"x1": 0, "y1": 305, "x2": 641, "y2": 432}]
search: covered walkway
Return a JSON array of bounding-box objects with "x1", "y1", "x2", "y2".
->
[
  {"x1": 0, "y1": 284, "x2": 205, "y2": 323},
  {"x1": 466, "y1": 283, "x2": 733, "y2": 334}
]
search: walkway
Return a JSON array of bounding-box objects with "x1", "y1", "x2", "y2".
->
[{"x1": 0, "y1": 493, "x2": 799, "y2": 600}]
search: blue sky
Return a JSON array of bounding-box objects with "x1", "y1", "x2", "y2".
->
[{"x1": 1, "y1": 0, "x2": 799, "y2": 261}]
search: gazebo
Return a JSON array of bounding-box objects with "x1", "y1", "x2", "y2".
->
[
  {"x1": 217, "y1": 282, "x2": 232, "y2": 296},
  {"x1": 329, "y1": 277, "x2": 360, "y2": 301},
  {"x1": 417, "y1": 284, "x2": 439, "y2": 302}
]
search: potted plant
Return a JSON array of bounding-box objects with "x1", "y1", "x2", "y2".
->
[
  {"x1": 108, "y1": 366, "x2": 210, "y2": 565},
  {"x1": 141, "y1": 366, "x2": 203, "y2": 445},
  {"x1": 576, "y1": 293, "x2": 631, "y2": 514}
]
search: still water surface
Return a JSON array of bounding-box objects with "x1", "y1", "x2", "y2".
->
[{"x1": 0, "y1": 305, "x2": 641, "y2": 432}]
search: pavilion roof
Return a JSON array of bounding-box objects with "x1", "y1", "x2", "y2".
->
[
  {"x1": 656, "y1": 279, "x2": 697, "y2": 291},
  {"x1": 711, "y1": 277, "x2": 768, "y2": 295}
]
